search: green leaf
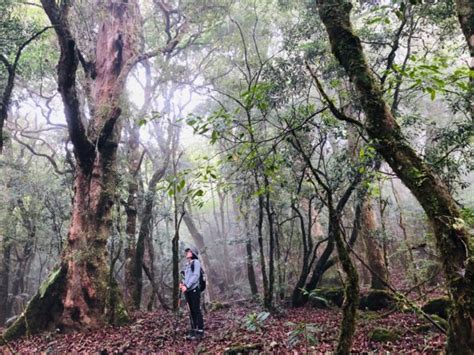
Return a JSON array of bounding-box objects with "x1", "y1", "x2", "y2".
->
[
  {"x1": 395, "y1": 10, "x2": 403, "y2": 20},
  {"x1": 425, "y1": 87, "x2": 436, "y2": 101},
  {"x1": 210, "y1": 130, "x2": 219, "y2": 144},
  {"x1": 137, "y1": 118, "x2": 147, "y2": 127},
  {"x1": 366, "y1": 16, "x2": 383, "y2": 25},
  {"x1": 193, "y1": 189, "x2": 204, "y2": 197},
  {"x1": 177, "y1": 179, "x2": 185, "y2": 192}
]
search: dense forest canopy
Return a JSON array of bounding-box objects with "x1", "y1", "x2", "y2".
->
[{"x1": 0, "y1": 0, "x2": 472, "y2": 353}]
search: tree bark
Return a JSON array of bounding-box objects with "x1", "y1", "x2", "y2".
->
[
  {"x1": 263, "y1": 177, "x2": 275, "y2": 309},
  {"x1": 333, "y1": 206, "x2": 359, "y2": 355},
  {"x1": 455, "y1": 0, "x2": 473, "y2": 119},
  {"x1": 0, "y1": 235, "x2": 12, "y2": 325},
  {"x1": 245, "y1": 238, "x2": 258, "y2": 296},
  {"x1": 256, "y1": 190, "x2": 270, "y2": 309},
  {"x1": 242, "y1": 206, "x2": 258, "y2": 296},
  {"x1": 317, "y1": 1, "x2": 474, "y2": 351},
  {"x1": 4, "y1": 0, "x2": 141, "y2": 339},
  {"x1": 360, "y1": 198, "x2": 387, "y2": 290}
]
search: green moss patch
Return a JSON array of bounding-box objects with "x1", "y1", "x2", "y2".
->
[
  {"x1": 3, "y1": 265, "x2": 67, "y2": 341},
  {"x1": 368, "y1": 327, "x2": 400, "y2": 342}
]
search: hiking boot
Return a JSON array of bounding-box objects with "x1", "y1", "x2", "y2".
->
[
  {"x1": 195, "y1": 330, "x2": 204, "y2": 340},
  {"x1": 185, "y1": 330, "x2": 196, "y2": 340}
]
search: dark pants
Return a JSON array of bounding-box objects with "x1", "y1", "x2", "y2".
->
[{"x1": 185, "y1": 288, "x2": 204, "y2": 331}]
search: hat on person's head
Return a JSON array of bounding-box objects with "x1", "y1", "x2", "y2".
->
[{"x1": 185, "y1": 246, "x2": 199, "y2": 258}]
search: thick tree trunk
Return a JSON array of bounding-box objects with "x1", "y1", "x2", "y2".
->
[
  {"x1": 317, "y1": 1, "x2": 474, "y2": 351},
  {"x1": 3, "y1": 0, "x2": 141, "y2": 339},
  {"x1": 60, "y1": 165, "x2": 123, "y2": 329},
  {"x1": 360, "y1": 198, "x2": 387, "y2": 290}
]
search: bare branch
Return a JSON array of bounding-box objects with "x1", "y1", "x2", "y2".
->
[
  {"x1": 305, "y1": 62, "x2": 363, "y2": 128},
  {"x1": 230, "y1": 17, "x2": 252, "y2": 84},
  {"x1": 12, "y1": 131, "x2": 72, "y2": 175}
]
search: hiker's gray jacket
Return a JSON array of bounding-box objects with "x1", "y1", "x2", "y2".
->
[{"x1": 183, "y1": 259, "x2": 201, "y2": 291}]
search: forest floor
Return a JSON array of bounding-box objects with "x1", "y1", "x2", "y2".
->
[{"x1": 1, "y1": 300, "x2": 445, "y2": 353}]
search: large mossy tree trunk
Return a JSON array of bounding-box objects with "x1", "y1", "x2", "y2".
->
[
  {"x1": 3, "y1": 0, "x2": 140, "y2": 340},
  {"x1": 317, "y1": 1, "x2": 474, "y2": 352}
]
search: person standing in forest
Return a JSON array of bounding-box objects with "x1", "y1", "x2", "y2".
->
[{"x1": 180, "y1": 246, "x2": 204, "y2": 340}]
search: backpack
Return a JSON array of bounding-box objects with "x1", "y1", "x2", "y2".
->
[{"x1": 191, "y1": 260, "x2": 207, "y2": 292}]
